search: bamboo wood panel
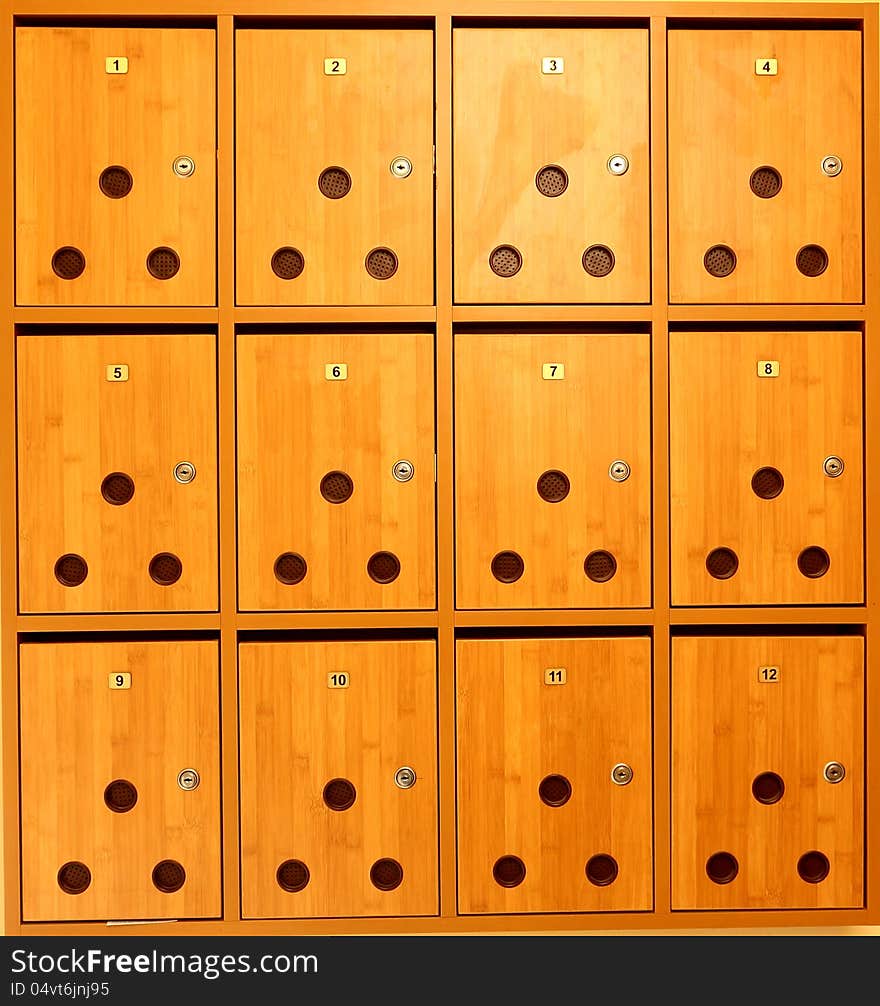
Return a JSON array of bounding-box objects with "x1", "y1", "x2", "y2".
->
[
  {"x1": 670, "y1": 330, "x2": 863, "y2": 605},
  {"x1": 453, "y1": 28, "x2": 650, "y2": 304},
  {"x1": 239, "y1": 640, "x2": 438, "y2": 918},
  {"x1": 17, "y1": 334, "x2": 219, "y2": 613},
  {"x1": 15, "y1": 28, "x2": 216, "y2": 306},
  {"x1": 236, "y1": 29, "x2": 434, "y2": 306},
  {"x1": 236, "y1": 332, "x2": 436, "y2": 611},
  {"x1": 672, "y1": 635, "x2": 864, "y2": 910},
  {"x1": 455, "y1": 333, "x2": 651, "y2": 608},
  {"x1": 668, "y1": 29, "x2": 863, "y2": 303},
  {"x1": 20, "y1": 640, "x2": 221, "y2": 921},
  {"x1": 456, "y1": 637, "x2": 653, "y2": 914}
]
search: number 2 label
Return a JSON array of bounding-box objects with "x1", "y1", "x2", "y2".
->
[{"x1": 324, "y1": 57, "x2": 347, "y2": 75}]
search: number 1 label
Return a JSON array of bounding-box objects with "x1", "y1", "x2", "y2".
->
[{"x1": 105, "y1": 57, "x2": 128, "y2": 74}]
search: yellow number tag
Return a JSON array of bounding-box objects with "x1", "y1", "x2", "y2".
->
[
  {"x1": 327, "y1": 671, "x2": 350, "y2": 689},
  {"x1": 325, "y1": 363, "x2": 348, "y2": 380},
  {"x1": 105, "y1": 56, "x2": 128, "y2": 74},
  {"x1": 757, "y1": 360, "x2": 779, "y2": 378},
  {"x1": 106, "y1": 364, "x2": 129, "y2": 382},
  {"x1": 324, "y1": 57, "x2": 347, "y2": 75},
  {"x1": 542, "y1": 363, "x2": 565, "y2": 380},
  {"x1": 109, "y1": 672, "x2": 131, "y2": 689},
  {"x1": 758, "y1": 666, "x2": 780, "y2": 683},
  {"x1": 544, "y1": 667, "x2": 567, "y2": 685},
  {"x1": 542, "y1": 57, "x2": 564, "y2": 74},
  {"x1": 755, "y1": 58, "x2": 778, "y2": 75}
]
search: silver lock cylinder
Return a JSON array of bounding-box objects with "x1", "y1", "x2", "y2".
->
[
  {"x1": 609, "y1": 460, "x2": 631, "y2": 483},
  {"x1": 174, "y1": 461, "x2": 197, "y2": 484},
  {"x1": 607, "y1": 154, "x2": 629, "y2": 176},
  {"x1": 823, "y1": 761, "x2": 845, "y2": 784},
  {"x1": 823, "y1": 456, "x2": 844, "y2": 478},
  {"x1": 394, "y1": 766, "x2": 416, "y2": 789},
  {"x1": 821, "y1": 155, "x2": 842, "y2": 177},
  {"x1": 177, "y1": 768, "x2": 200, "y2": 791},
  {"x1": 173, "y1": 155, "x2": 195, "y2": 178},
  {"x1": 390, "y1": 156, "x2": 413, "y2": 178},
  {"x1": 611, "y1": 763, "x2": 633, "y2": 786},
  {"x1": 392, "y1": 459, "x2": 415, "y2": 483}
]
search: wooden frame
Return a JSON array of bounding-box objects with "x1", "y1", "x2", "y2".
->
[{"x1": 0, "y1": 2, "x2": 877, "y2": 935}]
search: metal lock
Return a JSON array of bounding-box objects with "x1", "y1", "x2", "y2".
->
[
  {"x1": 823, "y1": 761, "x2": 845, "y2": 784},
  {"x1": 609, "y1": 460, "x2": 631, "y2": 483},
  {"x1": 392, "y1": 459, "x2": 415, "y2": 483},
  {"x1": 607, "y1": 154, "x2": 630, "y2": 176},
  {"x1": 394, "y1": 766, "x2": 417, "y2": 789},
  {"x1": 611, "y1": 763, "x2": 633, "y2": 786},
  {"x1": 823, "y1": 456, "x2": 844, "y2": 478},
  {"x1": 821, "y1": 155, "x2": 842, "y2": 177},
  {"x1": 173, "y1": 155, "x2": 195, "y2": 178},
  {"x1": 173, "y1": 461, "x2": 197, "y2": 484},
  {"x1": 390, "y1": 156, "x2": 413, "y2": 178},
  {"x1": 177, "y1": 768, "x2": 200, "y2": 791}
]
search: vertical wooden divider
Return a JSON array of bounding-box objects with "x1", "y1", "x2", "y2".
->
[
  {"x1": 217, "y1": 14, "x2": 240, "y2": 923},
  {"x1": 434, "y1": 14, "x2": 457, "y2": 919}
]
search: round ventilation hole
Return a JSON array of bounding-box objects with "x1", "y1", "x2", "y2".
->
[
  {"x1": 586, "y1": 854, "x2": 619, "y2": 887},
  {"x1": 797, "y1": 545, "x2": 830, "y2": 578},
  {"x1": 52, "y1": 246, "x2": 86, "y2": 280},
  {"x1": 584, "y1": 550, "x2": 617, "y2": 583},
  {"x1": 318, "y1": 166, "x2": 352, "y2": 199},
  {"x1": 367, "y1": 551, "x2": 401, "y2": 584},
  {"x1": 796, "y1": 244, "x2": 828, "y2": 277},
  {"x1": 489, "y1": 245, "x2": 522, "y2": 277},
  {"x1": 538, "y1": 774, "x2": 572, "y2": 807},
  {"x1": 149, "y1": 552, "x2": 182, "y2": 586},
  {"x1": 536, "y1": 469, "x2": 570, "y2": 502},
  {"x1": 323, "y1": 778, "x2": 357, "y2": 812},
  {"x1": 146, "y1": 246, "x2": 180, "y2": 280},
  {"x1": 491, "y1": 550, "x2": 524, "y2": 583},
  {"x1": 797, "y1": 850, "x2": 830, "y2": 884},
  {"x1": 271, "y1": 246, "x2": 305, "y2": 280},
  {"x1": 104, "y1": 779, "x2": 138, "y2": 813},
  {"x1": 582, "y1": 244, "x2": 615, "y2": 277},
  {"x1": 752, "y1": 771, "x2": 785, "y2": 805},
  {"x1": 57, "y1": 861, "x2": 91, "y2": 895},
  {"x1": 751, "y1": 466, "x2": 784, "y2": 500},
  {"x1": 493, "y1": 855, "x2": 526, "y2": 889},
  {"x1": 706, "y1": 547, "x2": 739, "y2": 580},
  {"x1": 365, "y1": 247, "x2": 398, "y2": 280},
  {"x1": 535, "y1": 164, "x2": 569, "y2": 197},
  {"x1": 54, "y1": 553, "x2": 88, "y2": 587},
  {"x1": 703, "y1": 244, "x2": 737, "y2": 278},
  {"x1": 320, "y1": 470, "x2": 354, "y2": 504},
  {"x1": 749, "y1": 165, "x2": 782, "y2": 199},
  {"x1": 152, "y1": 859, "x2": 186, "y2": 894},
  {"x1": 99, "y1": 165, "x2": 133, "y2": 199},
  {"x1": 706, "y1": 851, "x2": 739, "y2": 885},
  {"x1": 370, "y1": 858, "x2": 404, "y2": 892},
  {"x1": 276, "y1": 859, "x2": 310, "y2": 893},
  {"x1": 100, "y1": 472, "x2": 135, "y2": 506},
  {"x1": 274, "y1": 552, "x2": 307, "y2": 585}
]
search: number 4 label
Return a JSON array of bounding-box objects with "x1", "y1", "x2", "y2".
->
[{"x1": 755, "y1": 58, "x2": 778, "y2": 75}]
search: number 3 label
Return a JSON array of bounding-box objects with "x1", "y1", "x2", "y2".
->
[{"x1": 542, "y1": 57, "x2": 564, "y2": 74}]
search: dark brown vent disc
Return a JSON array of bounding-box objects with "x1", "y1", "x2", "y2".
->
[
  {"x1": 318, "y1": 166, "x2": 352, "y2": 199},
  {"x1": 489, "y1": 245, "x2": 522, "y2": 277},
  {"x1": 491, "y1": 550, "x2": 524, "y2": 583},
  {"x1": 101, "y1": 472, "x2": 135, "y2": 506},
  {"x1": 535, "y1": 164, "x2": 568, "y2": 197},
  {"x1": 323, "y1": 778, "x2": 357, "y2": 811},
  {"x1": 365, "y1": 247, "x2": 398, "y2": 280},
  {"x1": 152, "y1": 860, "x2": 186, "y2": 893},
  {"x1": 370, "y1": 858, "x2": 404, "y2": 892},
  {"x1": 367, "y1": 551, "x2": 401, "y2": 584},
  {"x1": 274, "y1": 552, "x2": 307, "y2": 585},
  {"x1": 146, "y1": 246, "x2": 180, "y2": 280},
  {"x1": 54, "y1": 553, "x2": 88, "y2": 587},
  {"x1": 537, "y1": 470, "x2": 570, "y2": 502},
  {"x1": 52, "y1": 246, "x2": 86, "y2": 280},
  {"x1": 320, "y1": 471, "x2": 354, "y2": 503},
  {"x1": 752, "y1": 771, "x2": 785, "y2": 805},
  {"x1": 751, "y1": 467, "x2": 784, "y2": 500},
  {"x1": 797, "y1": 850, "x2": 830, "y2": 884},
  {"x1": 796, "y1": 245, "x2": 828, "y2": 277},
  {"x1": 749, "y1": 166, "x2": 782, "y2": 198},
  {"x1": 104, "y1": 779, "x2": 138, "y2": 813},
  {"x1": 706, "y1": 547, "x2": 739, "y2": 579},
  {"x1": 99, "y1": 165, "x2": 133, "y2": 199},
  {"x1": 271, "y1": 247, "x2": 305, "y2": 280},
  {"x1": 704, "y1": 245, "x2": 737, "y2": 277},
  {"x1": 586, "y1": 854, "x2": 619, "y2": 887},
  {"x1": 538, "y1": 774, "x2": 572, "y2": 807},
  {"x1": 149, "y1": 552, "x2": 182, "y2": 586},
  {"x1": 584, "y1": 550, "x2": 617, "y2": 583},
  {"x1": 797, "y1": 546, "x2": 830, "y2": 578},
  {"x1": 58, "y1": 861, "x2": 91, "y2": 895},
  {"x1": 277, "y1": 859, "x2": 310, "y2": 893},
  {"x1": 706, "y1": 851, "x2": 739, "y2": 885},
  {"x1": 582, "y1": 244, "x2": 615, "y2": 277},
  {"x1": 493, "y1": 855, "x2": 526, "y2": 888}
]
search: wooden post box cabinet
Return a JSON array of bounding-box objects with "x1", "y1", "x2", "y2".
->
[{"x1": 1, "y1": 8, "x2": 877, "y2": 936}]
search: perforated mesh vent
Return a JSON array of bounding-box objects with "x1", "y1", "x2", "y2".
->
[
  {"x1": 367, "y1": 551, "x2": 401, "y2": 584},
  {"x1": 796, "y1": 245, "x2": 828, "y2": 277},
  {"x1": 797, "y1": 546, "x2": 830, "y2": 578},
  {"x1": 52, "y1": 247, "x2": 86, "y2": 280},
  {"x1": 491, "y1": 550, "x2": 524, "y2": 583},
  {"x1": 370, "y1": 858, "x2": 404, "y2": 892},
  {"x1": 489, "y1": 245, "x2": 522, "y2": 277},
  {"x1": 274, "y1": 552, "x2": 307, "y2": 585},
  {"x1": 152, "y1": 860, "x2": 186, "y2": 893},
  {"x1": 538, "y1": 774, "x2": 572, "y2": 807},
  {"x1": 146, "y1": 247, "x2": 180, "y2": 280},
  {"x1": 99, "y1": 165, "x2": 133, "y2": 199},
  {"x1": 54, "y1": 553, "x2": 88, "y2": 587},
  {"x1": 582, "y1": 245, "x2": 615, "y2": 277},
  {"x1": 149, "y1": 552, "x2": 182, "y2": 586},
  {"x1": 318, "y1": 166, "x2": 352, "y2": 199},
  {"x1": 101, "y1": 472, "x2": 135, "y2": 506},
  {"x1": 749, "y1": 166, "x2": 782, "y2": 198},
  {"x1": 104, "y1": 779, "x2": 138, "y2": 813},
  {"x1": 536, "y1": 470, "x2": 570, "y2": 502},
  {"x1": 704, "y1": 245, "x2": 736, "y2": 277},
  {"x1": 57, "y1": 861, "x2": 91, "y2": 895},
  {"x1": 751, "y1": 467, "x2": 784, "y2": 500},
  {"x1": 705, "y1": 547, "x2": 739, "y2": 579},
  {"x1": 271, "y1": 247, "x2": 305, "y2": 280},
  {"x1": 320, "y1": 471, "x2": 354, "y2": 503},
  {"x1": 277, "y1": 859, "x2": 310, "y2": 893},
  {"x1": 365, "y1": 247, "x2": 398, "y2": 280},
  {"x1": 584, "y1": 550, "x2": 617, "y2": 583},
  {"x1": 535, "y1": 165, "x2": 568, "y2": 197},
  {"x1": 323, "y1": 778, "x2": 357, "y2": 811}
]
